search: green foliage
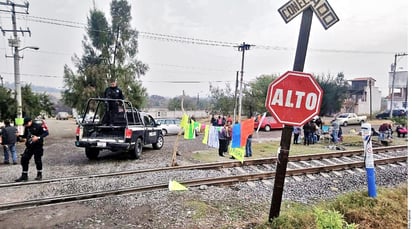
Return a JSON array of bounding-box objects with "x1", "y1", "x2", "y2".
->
[
  {"x1": 62, "y1": 0, "x2": 148, "y2": 113},
  {"x1": 313, "y1": 207, "x2": 357, "y2": 229},
  {"x1": 208, "y1": 83, "x2": 235, "y2": 115},
  {"x1": 243, "y1": 74, "x2": 278, "y2": 116},
  {"x1": 390, "y1": 116, "x2": 408, "y2": 126},
  {"x1": 316, "y1": 72, "x2": 349, "y2": 116},
  {"x1": 0, "y1": 86, "x2": 15, "y2": 120},
  {"x1": 167, "y1": 95, "x2": 210, "y2": 111},
  {"x1": 0, "y1": 85, "x2": 54, "y2": 121}
]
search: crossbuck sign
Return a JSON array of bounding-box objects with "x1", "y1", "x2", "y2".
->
[{"x1": 278, "y1": 0, "x2": 339, "y2": 29}]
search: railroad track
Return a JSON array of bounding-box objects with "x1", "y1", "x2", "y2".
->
[{"x1": 0, "y1": 145, "x2": 407, "y2": 211}]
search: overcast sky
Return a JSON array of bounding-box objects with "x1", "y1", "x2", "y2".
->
[{"x1": 0, "y1": 0, "x2": 408, "y2": 98}]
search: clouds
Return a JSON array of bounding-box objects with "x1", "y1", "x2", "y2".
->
[{"x1": 0, "y1": 0, "x2": 408, "y2": 98}]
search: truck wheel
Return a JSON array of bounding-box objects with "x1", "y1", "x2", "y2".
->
[
  {"x1": 343, "y1": 122, "x2": 348, "y2": 127},
  {"x1": 130, "y1": 138, "x2": 143, "y2": 159},
  {"x1": 264, "y1": 125, "x2": 271, "y2": 132},
  {"x1": 153, "y1": 135, "x2": 164, "y2": 149},
  {"x1": 85, "y1": 148, "x2": 99, "y2": 160}
]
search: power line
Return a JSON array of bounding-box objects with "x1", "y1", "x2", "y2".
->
[{"x1": 10, "y1": 14, "x2": 403, "y2": 55}]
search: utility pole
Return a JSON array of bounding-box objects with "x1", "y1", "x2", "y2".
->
[
  {"x1": 0, "y1": 1, "x2": 34, "y2": 130},
  {"x1": 389, "y1": 52, "x2": 408, "y2": 118},
  {"x1": 233, "y1": 71, "x2": 239, "y2": 122},
  {"x1": 235, "y1": 42, "x2": 253, "y2": 123}
]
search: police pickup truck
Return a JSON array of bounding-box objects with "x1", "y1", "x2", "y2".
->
[{"x1": 75, "y1": 98, "x2": 164, "y2": 160}]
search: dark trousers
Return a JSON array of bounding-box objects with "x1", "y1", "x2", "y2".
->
[
  {"x1": 218, "y1": 139, "x2": 227, "y2": 156},
  {"x1": 21, "y1": 147, "x2": 43, "y2": 172},
  {"x1": 293, "y1": 133, "x2": 300, "y2": 144}
]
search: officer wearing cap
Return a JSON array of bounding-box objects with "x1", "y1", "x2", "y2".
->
[
  {"x1": 103, "y1": 79, "x2": 124, "y2": 125},
  {"x1": 15, "y1": 117, "x2": 49, "y2": 182}
]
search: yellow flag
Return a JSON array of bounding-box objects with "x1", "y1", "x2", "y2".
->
[
  {"x1": 168, "y1": 180, "x2": 188, "y2": 191},
  {"x1": 202, "y1": 125, "x2": 210, "y2": 144},
  {"x1": 229, "y1": 146, "x2": 245, "y2": 163},
  {"x1": 180, "y1": 114, "x2": 189, "y2": 128}
]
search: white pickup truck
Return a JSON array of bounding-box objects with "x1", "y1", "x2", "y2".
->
[{"x1": 332, "y1": 113, "x2": 367, "y2": 126}]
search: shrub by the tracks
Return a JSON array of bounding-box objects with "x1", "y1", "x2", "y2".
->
[{"x1": 258, "y1": 184, "x2": 406, "y2": 229}]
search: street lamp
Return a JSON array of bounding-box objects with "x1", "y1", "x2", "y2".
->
[{"x1": 14, "y1": 45, "x2": 39, "y2": 131}]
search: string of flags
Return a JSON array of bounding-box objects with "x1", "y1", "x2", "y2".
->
[{"x1": 180, "y1": 113, "x2": 255, "y2": 163}]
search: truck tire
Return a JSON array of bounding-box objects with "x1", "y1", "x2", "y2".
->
[
  {"x1": 131, "y1": 138, "x2": 143, "y2": 159},
  {"x1": 264, "y1": 125, "x2": 271, "y2": 132},
  {"x1": 85, "y1": 148, "x2": 99, "y2": 160},
  {"x1": 152, "y1": 135, "x2": 164, "y2": 149}
]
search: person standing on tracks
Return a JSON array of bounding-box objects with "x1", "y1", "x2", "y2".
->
[
  {"x1": 103, "y1": 79, "x2": 124, "y2": 125},
  {"x1": 15, "y1": 117, "x2": 49, "y2": 182},
  {"x1": 1, "y1": 120, "x2": 18, "y2": 164}
]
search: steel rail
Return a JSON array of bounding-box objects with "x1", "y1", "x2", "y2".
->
[
  {"x1": 0, "y1": 155, "x2": 406, "y2": 212},
  {"x1": 0, "y1": 145, "x2": 406, "y2": 189}
]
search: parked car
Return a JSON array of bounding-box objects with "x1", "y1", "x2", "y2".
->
[
  {"x1": 331, "y1": 113, "x2": 367, "y2": 126},
  {"x1": 376, "y1": 109, "x2": 407, "y2": 119},
  {"x1": 56, "y1": 112, "x2": 69, "y2": 120},
  {"x1": 254, "y1": 116, "x2": 283, "y2": 132},
  {"x1": 156, "y1": 118, "x2": 182, "y2": 135}
]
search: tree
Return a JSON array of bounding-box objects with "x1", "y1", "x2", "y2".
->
[
  {"x1": 62, "y1": 0, "x2": 148, "y2": 113},
  {"x1": 208, "y1": 83, "x2": 236, "y2": 115},
  {"x1": 315, "y1": 72, "x2": 349, "y2": 116},
  {"x1": 0, "y1": 85, "x2": 54, "y2": 121},
  {"x1": 243, "y1": 74, "x2": 278, "y2": 117},
  {"x1": 0, "y1": 86, "x2": 15, "y2": 121}
]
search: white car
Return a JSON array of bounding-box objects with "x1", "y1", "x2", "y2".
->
[
  {"x1": 56, "y1": 112, "x2": 69, "y2": 120},
  {"x1": 156, "y1": 119, "x2": 181, "y2": 135}
]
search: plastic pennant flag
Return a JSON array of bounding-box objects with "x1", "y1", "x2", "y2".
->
[
  {"x1": 202, "y1": 125, "x2": 210, "y2": 144},
  {"x1": 180, "y1": 114, "x2": 189, "y2": 129},
  {"x1": 168, "y1": 180, "x2": 188, "y2": 191},
  {"x1": 184, "y1": 120, "x2": 195, "y2": 139},
  {"x1": 240, "y1": 118, "x2": 255, "y2": 146},
  {"x1": 231, "y1": 123, "x2": 241, "y2": 148},
  {"x1": 229, "y1": 146, "x2": 245, "y2": 163}
]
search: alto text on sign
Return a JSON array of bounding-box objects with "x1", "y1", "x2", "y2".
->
[
  {"x1": 265, "y1": 71, "x2": 323, "y2": 126},
  {"x1": 270, "y1": 89, "x2": 318, "y2": 110}
]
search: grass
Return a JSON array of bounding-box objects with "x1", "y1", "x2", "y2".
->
[
  {"x1": 264, "y1": 184, "x2": 408, "y2": 229},
  {"x1": 180, "y1": 184, "x2": 407, "y2": 228}
]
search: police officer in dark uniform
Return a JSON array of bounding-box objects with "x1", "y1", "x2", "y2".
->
[
  {"x1": 15, "y1": 117, "x2": 49, "y2": 182},
  {"x1": 103, "y1": 79, "x2": 124, "y2": 125}
]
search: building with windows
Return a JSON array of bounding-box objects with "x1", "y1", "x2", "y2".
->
[
  {"x1": 342, "y1": 77, "x2": 382, "y2": 116},
  {"x1": 388, "y1": 70, "x2": 408, "y2": 110}
]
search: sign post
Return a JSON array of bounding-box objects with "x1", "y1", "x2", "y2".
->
[
  {"x1": 361, "y1": 123, "x2": 377, "y2": 197},
  {"x1": 268, "y1": 0, "x2": 338, "y2": 221}
]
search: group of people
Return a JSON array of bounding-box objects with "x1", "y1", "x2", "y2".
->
[
  {"x1": 210, "y1": 114, "x2": 232, "y2": 127},
  {"x1": 293, "y1": 117, "x2": 342, "y2": 145},
  {"x1": 211, "y1": 114, "x2": 252, "y2": 158},
  {"x1": 1, "y1": 80, "x2": 121, "y2": 182},
  {"x1": 1, "y1": 117, "x2": 49, "y2": 182}
]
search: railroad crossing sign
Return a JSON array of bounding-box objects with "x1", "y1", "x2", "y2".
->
[
  {"x1": 265, "y1": 71, "x2": 323, "y2": 126},
  {"x1": 278, "y1": 0, "x2": 339, "y2": 29}
]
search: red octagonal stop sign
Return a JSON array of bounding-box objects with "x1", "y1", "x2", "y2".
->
[{"x1": 265, "y1": 71, "x2": 323, "y2": 126}]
